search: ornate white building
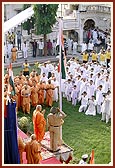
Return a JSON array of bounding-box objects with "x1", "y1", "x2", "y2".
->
[
  {"x1": 4, "y1": 3, "x2": 111, "y2": 44},
  {"x1": 51, "y1": 3, "x2": 111, "y2": 44}
]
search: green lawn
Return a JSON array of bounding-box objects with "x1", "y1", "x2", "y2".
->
[{"x1": 5, "y1": 66, "x2": 111, "y2": 164}]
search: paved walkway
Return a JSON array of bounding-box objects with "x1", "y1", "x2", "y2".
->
[{"x1": 4, "y1": 52, "x2": 82, "y2": 69}]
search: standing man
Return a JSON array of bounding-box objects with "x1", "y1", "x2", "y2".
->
[
  {"x1": 72, "y1": 39, "x2": 78, "y2": 55},
  {"x1": 4, "y1": 42, "x2": 8, "y2": 63},
  {"x1": 82, "y1": 51, "x2": 89, "y2": 63},
  {"x1": 21, "y1": 84, "x2": 31, "y2": 114},
  {"x1": 22, "y1": 59, "x2": 30, "y2": 76},
  {"x1": 18, "y1": 136, "x2": 25, "y2": 164},
  {"x1": 38, "y1": 39, "x2": 44, "y2": 56},
  {"x1": 96, "y1": 85, "x2": 103, "y2": 114},
  {"x1": 47, "y1": 39, "x2": 52, "y2": 56},
  {"x1": 30, "y1": 39, "x2": 37, "y2": 57},
  {"x1": 32, "y1": 105, "x2": 46, "y2": 142},
  {"x1": 105, "y1": 48, "x2": 111, "y2": 68},
  {"x1": 45, "y1": 79, "x2": 55, "y2": 107},
  {"x1": 47, "y1": 107, "x2": 67, "y2": 152},
  {"x1": 7, "y1": 42, "x2": 13, "y2": 63},
  {"x1": 52, "y1": 39, "x2": 56, "y2": 56},
  {"x1": 11, "y1": 45, "x2": 17, "y2": 63},
  {"x1": 17, "y1": 30, "x2": 22, "y2": 50},
  {"x1": 22, "y1": 41, "x2": 28, "y2": 59}
]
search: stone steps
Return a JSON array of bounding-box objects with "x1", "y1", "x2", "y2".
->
[{"x1": 17, "y1": 49, "x2": 33, "y2": 58}]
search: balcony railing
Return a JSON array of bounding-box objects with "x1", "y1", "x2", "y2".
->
[{"x1": 81, "y1": 5, "x2": 111, "y2": 13}]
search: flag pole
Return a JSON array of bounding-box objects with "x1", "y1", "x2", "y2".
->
[
  {"x1": 59, "y1": 17, "x2": 62, "y2": 111},
  {"x1": 58, "y1": 17, "x2": 63, "y2": 144}
]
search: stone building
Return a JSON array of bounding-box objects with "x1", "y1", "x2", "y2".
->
[
  {"x1": 4, "y1": 3, "x2": 111, "y2": 45},
  {"x1": 50, "y1": 3, "x2": 111, "y2": 44}
]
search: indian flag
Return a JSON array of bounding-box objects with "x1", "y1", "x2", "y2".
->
[{"x1": 58, "y1": 18, "x2": 66, "y2": 79}]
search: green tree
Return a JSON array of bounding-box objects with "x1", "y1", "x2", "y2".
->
[
  {"x1": 33, "y1": 4, "x2": 59, "y2": 56},
  {"x1": 22, "y1": 4, "x2": 35, "y2": 35}
]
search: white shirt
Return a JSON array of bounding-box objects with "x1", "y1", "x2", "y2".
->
[
  {"x1": 81, "y1": 43, "x2": 87, "y2": 53},
  {"x1": 73, "y1": 41, "x2": 78, "y2": 49},
  {"x1": 40, "y1": 65, "x2": 49, "y2": 77},
  {"x1": 22, "y1": 43, "x2": 28, "y2": 51},
  {"x1": 79, "y1": 159, "x2": 87, "y2": 164},
  {"x1": 38, "y1": 41, "x2": 44, "y2": 49},
  {"x1": 88, "y1": 42, "x2": 94, "y2": 50},
  {"x1": 81, "y1": 95, "x2": 88, "y2": 106},
  {"x1": 96, "y1": 89, "x2": 103, "y2": 105}
]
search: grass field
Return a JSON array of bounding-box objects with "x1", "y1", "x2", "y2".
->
[{"x1": 5, "y1": 66, "x2": 111, "y2": 164}]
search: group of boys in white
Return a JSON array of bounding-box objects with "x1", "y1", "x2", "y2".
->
[{"x1": 42, "y1": 56, "x2": 111, "y2": 124}]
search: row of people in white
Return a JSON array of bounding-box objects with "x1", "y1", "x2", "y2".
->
[
  {"x1": 33, "y1": 58, "x2": 111, "y2": 123},
  {"x1": 78, "y1": 88, "x2": 111, "y2": 123},
  {"x1": 62, "y1": 73, "x2": 110, "y2": 102},
  {"x1": 78, "y1": 85, "x2": 103, "y2": 115}
]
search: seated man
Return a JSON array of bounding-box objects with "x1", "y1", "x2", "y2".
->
[{"x1": 79, "y1": 154, "x2": 88, "y2": 164}]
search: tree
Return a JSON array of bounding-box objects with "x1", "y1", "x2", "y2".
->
[
  {"x1": 22, "y1": 4, "x2": 35, "y2": 35},
  {"x1": 33, "y1": 4, "x2": 59, "y2": 56}
]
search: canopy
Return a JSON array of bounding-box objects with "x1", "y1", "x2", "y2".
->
[{"x1": 4, "y1": 6, "x2": 34, "y2": 33}]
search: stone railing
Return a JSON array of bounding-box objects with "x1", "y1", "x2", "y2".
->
[
  {"x1": 52, "y1": 18, "x2": 79, "y2": 32},
  {"x1": 82, "y1": 5, "x2": 111, "y2": 13}
]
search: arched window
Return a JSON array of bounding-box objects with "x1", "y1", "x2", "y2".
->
[{"x1": 83, "y1": 19, "x2": 95, "y2": 30}]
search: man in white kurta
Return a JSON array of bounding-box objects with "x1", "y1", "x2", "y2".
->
[
  {"x1": 22, "y1": 41, "x2": 28, "y2": 58},
  {"x1": 79, "y1": 78, "x2": 87, "y2": 99},
  {"x1": 79, "y1": 91, "x2": 88, "y2": 112},
  {"x1": 81, "y1": 41, "x2": 87, "y2": 53},
  {"x1": 67, "y1": 38, "x2": 73, "y2": 54},
  {"x1": 101, "y1": 90, "x2": 111, "y2": 123},
  {"x1": 85, "y1": 95, "x2": 96, "y2": 116},
  {"x1": 65, "y1": 79, "x2": 73, "y2": 102},
  {"x1": 102, "y1": 76, "x2": 111, "y2": 94},
  {"x1": 51, "y1": 77, "x2": 59, "y2": 102},
  {"x1": 40, "y1": 62, "x2": 49, "y2": 78},
  {"x1": 95, "y1": 85, "x2": 103, "y2": 114},
  {"x1": 71, "y1": 85, "x2": 78, "y2": 106},
  {"x1": 72, "y1": 40, "x2": 78, "y2": 55},
  {"x1": 7, "y1": 42, "x2": 13, "y2": 62},
  {"x1": 40, "y1": 73, "x2": 48, "y2": 83},
  {"x1": 86, "y1": 80, "x2": 95, "y2": 99}
]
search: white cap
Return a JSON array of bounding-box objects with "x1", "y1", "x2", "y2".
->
[{"x1": 82, "y1": 154, "x2": 88, "y2": 159}]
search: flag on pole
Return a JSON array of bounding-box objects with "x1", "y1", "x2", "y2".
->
[
  {"x1": 89, "y1": 149, "x2": 95, "y2": 164},
  {"x1": 58, "y1": 18, "x2": 66, "y2": 79},
  {"x1": 8, "y1": 63, "x2": 15, "y2": 96}
]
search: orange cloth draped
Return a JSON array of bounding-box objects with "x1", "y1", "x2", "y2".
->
[
  {"x1": 31, "y1": 86, "x2": 38, "y2": 107},
  {"x1": 11, "y1": 47, "x2": 17, "y2": 62},
  {"x1": 33, "y1": 110, "x2": 46, "y2": 142},
  {"x1": 18, "y1": 136, "x2": 25, "y2": 164},
  {"x1": 45, "y1": 84, "x2": 54, "y2": 107},
  {"x1": 25, "y1": 139, "x2": 42, "y2": 164},
  {"x1": 37, "y1": 83, "x2": 45, "y2": 105},
  {"x1": 21, "y1": 88, "x2": 31, "y2": 114}
]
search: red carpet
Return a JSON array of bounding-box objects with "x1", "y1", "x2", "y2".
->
[
  {"x1": 40, "y1": 157, "x2": 61, "y2": 164},
  {"x1": 18, "y1": 128, "x2": 61, "y2": 164}
]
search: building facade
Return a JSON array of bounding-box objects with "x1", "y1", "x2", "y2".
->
[{"x1": 4, "y1": 3, "x2": 111, "y2": 44}]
